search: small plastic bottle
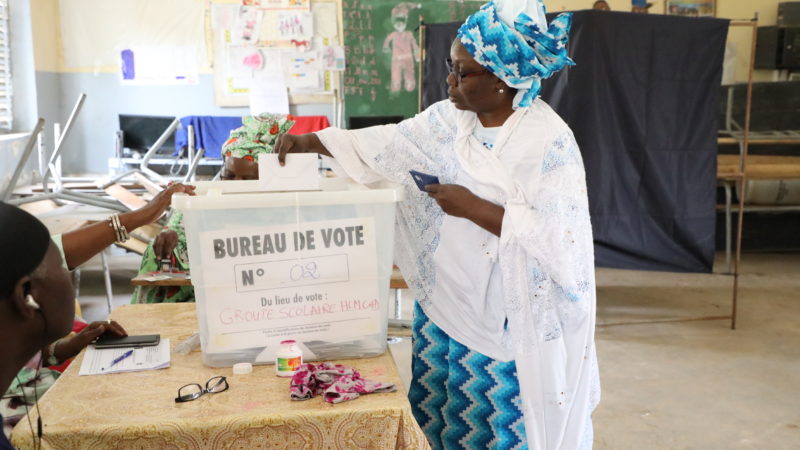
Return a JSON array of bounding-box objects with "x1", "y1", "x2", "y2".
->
[{"x1": 275, "y1": 340, "x2": 303, "y2": 377}]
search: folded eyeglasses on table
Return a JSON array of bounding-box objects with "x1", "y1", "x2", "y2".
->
[{"x1": 175, "y1": 376, "x2": 229, "y2": 403}]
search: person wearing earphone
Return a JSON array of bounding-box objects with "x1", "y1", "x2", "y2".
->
[
  {"x1": 1, "y1": 317, "x2": 128, "y2": 439},
  {"x1": 0, "y1": 202, "x2": 75, "y2": 450},
  {"x1": 0, "y1": 183, "x2": 194, "y2": 447}
]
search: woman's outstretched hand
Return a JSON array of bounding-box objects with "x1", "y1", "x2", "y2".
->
[
  {"x1": 274, "y1": 133, "x2": 330, "y2": 166},
  {"x1": 61, "y1": 183, "x2": 195, "y2": 271},
  {"x1": 136, "y1": 182, "x2": 196, "y2": 225}
]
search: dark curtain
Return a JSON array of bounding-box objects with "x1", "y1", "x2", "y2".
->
[
  {"x1": 422, "y1": 11, "x2": 729, "y2": 273},
  {"x1": 422, "y1": 22, "x2": 462, "y2": 111}
]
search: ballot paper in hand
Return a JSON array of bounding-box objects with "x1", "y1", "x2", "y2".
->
[
  {"x1": 258, "y1": 153, "x2": 320, "y2": 191},
  {"x1": 79, "y1": 339, "x2": 171, "y2": 376}
]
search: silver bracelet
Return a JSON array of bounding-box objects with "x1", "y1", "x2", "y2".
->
[
  {"x1": 46, "y1": 339, "x2": 61, "y2": 366},
  {"x1": 109, "y1": 214, "x2": 130, "y2": 243}
]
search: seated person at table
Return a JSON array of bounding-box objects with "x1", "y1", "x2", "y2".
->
[
  {"x1": 1, "y1": 184, "x2": 193, "y2": 440},
  {"x1": 2, "y1": 320, "x2": 127, "y2": 438},
  {"x1": 133, "y1": 113, "x2": 294, "y2": 304},
  {"x1": 0, "y1": 203, "x2": 74, "y2": 448}
]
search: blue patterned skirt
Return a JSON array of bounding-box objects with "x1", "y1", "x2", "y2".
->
[{"x1": 409, "y1": 303, "x2": 528, "y2": 449}]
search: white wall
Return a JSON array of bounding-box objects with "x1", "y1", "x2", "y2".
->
[
  {"x1": 54, "y1": 73, "x2": 329, "y2": 173},
  {"x1": 30, "y1": 0, "x2": 334, "y2": 174},
  {"x1": 23, "y1": 0, "x2": 790, "y2": 174}
]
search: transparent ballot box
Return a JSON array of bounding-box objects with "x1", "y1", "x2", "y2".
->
[{"x1": 173, "y1": 178, "x2": 404, "y2": 367}]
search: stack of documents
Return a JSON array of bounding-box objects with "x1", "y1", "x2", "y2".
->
[{"x1": 79, "y1": 339, "x2": 171, "y2": 376}]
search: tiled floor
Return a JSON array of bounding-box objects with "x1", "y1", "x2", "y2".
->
[{"x1": 79, "y1": 249, "x2": 800, "y2": 449}]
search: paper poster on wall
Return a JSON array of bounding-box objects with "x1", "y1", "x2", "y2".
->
[
  {"x1": 283, "y1": 51, "x2": 322, "y2": 89},
  {"x1": 249, "y1": 52, "x2": 290, "y2": 115},
  {"x1": 211, "y1": 4, "x2": 238, "y2": 30},
  {"x1": 322, "y1": 45, "x2": 345, "y2": 71},
  {"x1": 212, "y1": 0, "x2": 341, "y2": 106},
  {"x1": 119, "y1": 46, "x2": 199, "y2": 85},
  {"x1": 311, "y1": 2, "x2": 338, "y2": 39},
  {"x1": 197, "y1": 218, "x2": 380, "y2": 357},
  {"x1": 232, "y1": 6, "x2": 264, "y2": 44},
  {"x1": 257, "y1": 10, "x2": 314, "y2": 48},
  {"x1": 224, "y1": 45, "x2": 260, "y2": 95},
  {"x1": 246, "y1": 0, "x2": 311, "y2": 11}
]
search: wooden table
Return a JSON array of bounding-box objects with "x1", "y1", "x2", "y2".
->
[
  {"x1": 131, "y1": 272, "x2": 192, "y2": 304},
  {"x1": 717, "y1": 154, "x2": 800, "y2": 180},
  {"x1": 390, "y1": 267, "x2": 408, "y2": 289},
  {"x1": 716, "y1": 154, "x2": 800, "y2": 272},
  {"x1": 131, "y1": 272, "x2": 193, "y2": 287},
  {"x1": 10, "y1": 303, "x2": 428, "y2": 450}
]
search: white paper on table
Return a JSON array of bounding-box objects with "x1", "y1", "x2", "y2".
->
[
  {"x1": 258, "y1": 153, "x2": 320, "y2": 191},
  {"x1": 79, "y1": 339, "x2": 171, "y2": 376},
  {"x1": 249, "y1": 52, "x2": 289, "y2": 115}
]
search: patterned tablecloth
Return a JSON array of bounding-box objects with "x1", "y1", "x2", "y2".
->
[{"x1": 11, "y1": 303, "x2": 429, "y2": 449}]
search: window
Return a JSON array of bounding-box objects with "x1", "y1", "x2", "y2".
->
[{"x1": 0, "y1": 0, "x2": 11, "y2": 131}]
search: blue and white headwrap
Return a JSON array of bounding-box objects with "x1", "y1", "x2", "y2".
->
[{"x1": 458, "y1": 0, "x2": 574, "y2": 108}]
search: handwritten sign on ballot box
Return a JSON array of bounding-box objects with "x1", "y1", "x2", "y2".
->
[{"x1": 197, "y1": 217, "x2": 380, "y2": 359}]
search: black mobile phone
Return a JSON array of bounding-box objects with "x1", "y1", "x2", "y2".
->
[
  {"x1": 94, "y1": 334, "x2": 161, "y2": 349},
  {"x1": 409, "y1": 170, "x2": 440, "y2": 191}
]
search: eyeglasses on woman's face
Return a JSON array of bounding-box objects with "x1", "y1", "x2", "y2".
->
[
  {"x1": 175, "y1": 376, "x2": 229, "y2": 403},
  {"x1": 445, "y1": 58, "x2": 489, "y2": 84}
]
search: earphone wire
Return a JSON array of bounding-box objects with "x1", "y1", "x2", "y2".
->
[
  {"x1": 31, "y1": 310, "x2": 51, "y2": 450},
  {"x1": 32, "y1": 353, "x2": 43, "y2": 450},
  {"x1": 14, "y1": 373, "x2": 36, "y2": 450}
]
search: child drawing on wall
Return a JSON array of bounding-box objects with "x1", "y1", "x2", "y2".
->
[{"x1": 383, "y1": 2, "x2": 421, "y2": 93}]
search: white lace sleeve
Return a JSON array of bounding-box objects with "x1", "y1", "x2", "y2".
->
[
  {"x1": 315, "y1": 101, "x2": 458, "y2": 185},
  {"x1": 315, "y1": 127, "x2": 390, "y2": 184},
  {"x1": 313, "y1": 102, "x2": 459, "y2": 309},
  {"x1": 501, "y1": 130, "x2": 594, "y2": 307}
]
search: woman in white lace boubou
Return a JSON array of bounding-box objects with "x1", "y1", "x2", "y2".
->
[{"x1": 275, "y1": 39, "x2": 511, "y2": 236}]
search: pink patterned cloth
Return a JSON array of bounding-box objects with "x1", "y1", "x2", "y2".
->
[{"x1": 290, "y1": 362, "x2": 397, "y2": 404}]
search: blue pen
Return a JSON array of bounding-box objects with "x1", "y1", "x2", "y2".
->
[{"x1": 102, "y1": 349, "x2": 134, "y2": 371}]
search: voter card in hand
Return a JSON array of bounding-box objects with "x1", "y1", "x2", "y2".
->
[{"x1": 409, "y1": 170, "x2": 440, "y2": 191}]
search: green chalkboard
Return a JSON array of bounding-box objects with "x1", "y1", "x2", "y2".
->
[{"x1": 342, "y1": 0, "x2": 483, "y2": 125}]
